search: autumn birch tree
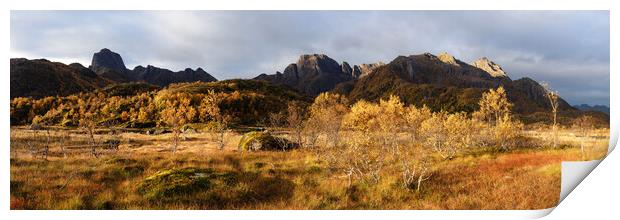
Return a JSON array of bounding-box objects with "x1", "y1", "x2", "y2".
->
[
  {"x1": 475, "y1": 87, "x2": 522, "y2": 150},
  {"x1": 542, "y1": 83, "x2": 560, "y2": 148},
  {"x1": 77, "y1": 96, "x2": 102, "y2": 158},
  {"x1": 404, "y1": 105, "x2": 432, "y2": 142},
  {"x1": 573, "y1": 115, "x2": 595, "y2": 160},
  {"x1": 377, "y1": 95, "x2": 406, "y2": 155},
  {"x1": 474, "y1": 86, "x2": 512, "y2": 126},
  {"x1": 286, "y1": 101, "x2": 306, "y2": 148},
  {"x1": 200, "y1": 90, "x2": 230, "y2": 151},
  {"x1": 161, "y1": 95, "x2": 196, "y2": 154},
  {"x1": 306, "y1": 92, "x2": 348, "y2": 151}
]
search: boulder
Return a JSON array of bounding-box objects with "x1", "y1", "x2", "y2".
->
[{"x1": 238, "y1": 131, "x2": 297, "y2": 151}]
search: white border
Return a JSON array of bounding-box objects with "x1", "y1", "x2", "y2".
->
[{"x1": 2, "y1": 1, "x2": 616, "y2": 219}]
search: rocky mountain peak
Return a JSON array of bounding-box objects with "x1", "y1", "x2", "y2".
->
[
  {"x1": 90, "y1": 48, "x2": 127, "y2": 73},
  {"x1": 296, "y1": 54, "x2": 342, "y2": 75},
  {"x1": 341, "y1": 62, "x2": 353, "y2": 76},
  {"x1": 421, "y1": 52, "x2": 439, "y2": 60},
  {"x1": 472, "y1": 57, "x2": 508, "y2": 78},
  {"x1": 254, "y1": 53, "x2": 353, "y2": 96},
  {"x1": 438, "y1": 52, "x2": 459, "y2": 66},
  {"x1": 352, "y1": 62, "x2": 386, "y2": 78}
]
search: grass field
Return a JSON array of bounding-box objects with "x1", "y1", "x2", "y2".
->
[{"x1": 9, "y1": 126, "x2": 609, "y2": 210}]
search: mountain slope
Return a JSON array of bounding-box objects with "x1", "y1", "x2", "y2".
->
[
  {"x1": 10, "y1": 58, "x2": 112, "y2": 98},
  {"x1": 337, "y1": 52, "x2": 574, "y2": 115}
]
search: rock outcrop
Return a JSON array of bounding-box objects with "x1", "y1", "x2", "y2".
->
[
  {"x1": 472, "y1": 57, "x2": 509, "y2": 78},
  {"x1": 438, "y1": 52, "x2": 459, "y2": 66},
  {"x1": 341, "y1": 62, "x2": 353, "y2": 77},
  {"x1": 255, "y1": 54, "x2": 353, "y2": 96},
  {"x1": 90, "y1": 48, "x2": 127, "y2": 73},
  {"x1": 352, "y1": 62, "x2": 386, "y2": 78},
  {"x1": 382, "y1": 53, "x2": 507, "y2": 88},
  {"x1": 507, "y1": 77, "x2": 573, "y2": 113}
]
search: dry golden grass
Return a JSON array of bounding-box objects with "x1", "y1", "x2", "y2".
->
[{"x1": 9, "y1": 126, "x2": 609, "y2": 210}]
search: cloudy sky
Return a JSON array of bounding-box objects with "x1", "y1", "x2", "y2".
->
[{"x1": 11, "y1": 11, "x2": 609, "y2": 106}]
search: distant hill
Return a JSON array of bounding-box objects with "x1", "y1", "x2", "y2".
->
[
  {"x1": 158, "y1": 79, "x2": 311, "y2": 125},
  {"x1": 10, "y1": 79, "x2": 311, "y2": 127},
  {"x1": 10, "y1": 58, "x2": 112, "y2": 99},
  {"x1": 162, "y1": 79, "x2": 310, "y2": 102},
  {"x1": 573, "y1": 104, "x2": 610, "y2": 115},
  {"x1": 131, "y1": 65, "x2": 217, "y2": 87}
]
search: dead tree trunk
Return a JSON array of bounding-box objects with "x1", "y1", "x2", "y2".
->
[
  {"x1": 60, "y1": 134, "x2": 68, "y2": 158},
  {"x1": 172, "y1": 128, "x2": 180, "y2": 154},
  {"x1": 88, "y1": 128, "x2": 98, "y2": 158},
  {"x1": 43, "y1": 129, "x2": 51, "y2": 160},
  {"x1": 218, "y1": 129, "x2": 225, "y2": 150}
]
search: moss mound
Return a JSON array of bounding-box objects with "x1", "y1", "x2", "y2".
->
[
  {"x1": 136, "y1": 167, "x2": 296, "y2": 208},
  {"x1": 137, "y1": 168, "x2": 243, "y2": 203},
  {"x1": 238, "y1": 131, "x2": 297, "y2": 151}
]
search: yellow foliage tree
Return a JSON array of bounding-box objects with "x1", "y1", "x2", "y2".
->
[
  {"x1": 420, "y1": 111, "x2": 451, "y2": 159},
  {"x1": 306, "y1": 92, "x2": 349, "y2": 150},
  {"x1": 160, "y1": 95, "x2": 196, "y2": 153},
  {"x1": 200, "y1": 90, "x2": 231, "y2": 150},
  {"x1": 404, "y1": 105, "x2": 432, "y2": 142},
  {"x1": 341, "y1": 99, "x2": 383, "y2": 185},
  {"x1": 475, "y1": 86, "x2": 512, "y2": 126},
  {"x1": 377, "y1": 95, "x2": 406, "y2": 154},
  {"x1": 474, "y1": 87, "x2": 523, "y2": 150},
  {"x1": 494, "y1": 114, "x2": 523, "y2": 150}
]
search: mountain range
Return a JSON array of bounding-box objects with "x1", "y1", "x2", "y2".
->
[
  {"x1": 11, "y1": 48, "x2": 604, "y2": 121},
  {"x1": 573, "y1": 104, "x2": 610, "y2": 115},
  {"x1": 255, "y1": 52, "x2": 573, "y2": 114},
  {"x1": 10, "y1": 48, "x2": 217, "y2": 98}
]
